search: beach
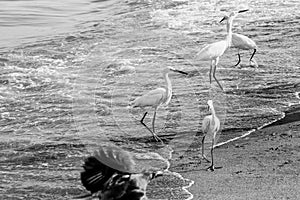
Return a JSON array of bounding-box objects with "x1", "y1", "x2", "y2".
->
[
  {"x1": 1, "y1": 105, "x2": 299, "y2": 199},
  {"x1": 169, "y1": 104, "x2": 300, "y2": 200},
  {"x1": 0, "y1": 0, "x2": 299, "y2": 199}
]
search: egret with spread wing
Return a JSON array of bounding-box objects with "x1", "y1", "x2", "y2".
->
[
  {"x1": 78, "y1": 146, "x2": 164, "y2": 200},
  {"x1": 196, "y1": 9, "x2": 249, "y2": 91},
  {"x1": 201, "y1": 100, "x2": 220, "y2": 171},
  {"x1": 132, "y1": 67, "x2": 188, "y2": 142}
]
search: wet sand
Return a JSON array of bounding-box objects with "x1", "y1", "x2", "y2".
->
[
  {"x1": 168, "y1": 105, "x2": 300, "y2": 200},
  {"x1": 1, "y1": 107, "x2": 299, "y2": 200}
]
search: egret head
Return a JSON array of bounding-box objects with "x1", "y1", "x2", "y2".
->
[
  {"x1": 220, "y1": 15, "x2": 229, "y2": 23},
  {"x1": 207, "y1": 100, "x2": 214, "y2": 111},
  {"x1": 220, "y1": 9, "x2": 249, "y2": 23},
  {"x1": 166, "y1": 66, "x2": 175, "y2": 72}
]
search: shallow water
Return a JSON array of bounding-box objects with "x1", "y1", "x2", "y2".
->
[
  {"x1": 0, "y1": 0, "x2": 120, "y2": 50},
  {"x1": 0, "y1": 0, "x2": 300, "y2": 199}
]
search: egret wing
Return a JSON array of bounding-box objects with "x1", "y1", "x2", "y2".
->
[
  {"x1": 232, "y1": 33, "x2": 256, "y2": 49},
  {"x1": 196, "y1": 44, "x2": 212, "y2": 61},
  {"x1": 131, "y1": 151, "x2": 169, "y2": 173},
  {"x1": 81, "y1": 156, "x2": 112, "y2": 193},
  {"x1": 214, "y1": 117, "x2": 221, "y2": 133},
  {"x1": 81, "y1": 146, "x2": 136, "y2": 193},
  {"x1": 133, "y1": 88, "x2": 165, "y2": 108},
  {"x1": 197, "y1": 41, "x2": 228, "y2": 60},
  {"x1": 125, "y1": 146, "x2": 171, "y2": 174},
  {"x1": 202, "y1": 115, "x2": 211, "y2": 134},
  {"x1": 94, "y1": 145, "x2": 136, "y2": 173}
]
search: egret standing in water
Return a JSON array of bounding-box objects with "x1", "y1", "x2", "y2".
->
[
  {"x1": 196, "y1": 9, "x2": 249, "y2": 91},
  {"x1": 201, "y1": 100, "x2": 220, "y2": 171},
  {"x1": 232, "y1": 33, "x2": 258, "y2": 67},
  {"x1": 132, "y1": 67, "x2": 188, "y2": 143}
]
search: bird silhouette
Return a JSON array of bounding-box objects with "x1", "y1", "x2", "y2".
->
[{"x1": 78, "y1": 146, "x2": 165, "y2": 200}]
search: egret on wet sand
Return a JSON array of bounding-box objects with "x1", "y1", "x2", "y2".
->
[
  {"x1": 201, "y1": 100, "x2": 220, "y2": 171},
  {"x1": 196, "y1": 9, "x2": 249, "y2": 91},
  {"x1": 232, "y1": 33, "x2": 258, "y2": 67},
  {"x1": 132, "y1": 67, "x2": 188, "y2": 143}
]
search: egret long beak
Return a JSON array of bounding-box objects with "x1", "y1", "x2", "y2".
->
[
  {"x1": 238, "y1": 9, "x2": 249, "y2": 13},
  {"x1": 171, "y1": 69, "x2": 188, "y2": 75},
  {"x1": 220, "y1": 17, "x2": 226, "y2": 23}
]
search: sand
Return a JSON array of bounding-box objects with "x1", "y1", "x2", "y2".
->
[{"x1": 168, "y1": 105, "x2": 300, "y2": 200}]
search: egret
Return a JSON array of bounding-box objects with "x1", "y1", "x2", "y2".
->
[
  {"x1": 79, "y1": 145, "x2": 164, "y2": 200},
  {"x1": 232, "y1": 33, "x2": 258, "y2": 67},
  {"x1": 196, "y1": 9, "x2": 249, "y2": 91},
  {"x1": 132, "y1": 67, "x2": 188, "y2": 143},
  {"x1": 201, "y1": 100, "x2": 220, "y2": 171}
]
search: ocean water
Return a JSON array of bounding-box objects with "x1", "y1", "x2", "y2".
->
[{"x1": 0, "y1": 0, "x2": 299, "y2": 199}]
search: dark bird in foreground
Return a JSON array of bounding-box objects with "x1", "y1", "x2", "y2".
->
[{"x1": 77, "y1": 146, "x2": 164, "y2": 200}]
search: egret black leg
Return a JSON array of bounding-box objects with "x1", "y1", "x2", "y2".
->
[
  {"x1": 249, "y1": 49, "x2": 256, "y2": 62},
  {"x1": 140, "y1": 111, "x2": 163, "y2": 143},
  {"x1": 212, "y1": 59, "x2": 224, "y2": 91},
  {"x1": 151, "y1": 109, "x2": 163, "y2": 143},
  {"x1": 141, "y1": 112, "x2": 148, "y2": 123},
  {"x1": 152, "y1": 109, "x2": 157, "y2": 133},
  {"x1": 209, "y1": 61, "x2": 213, "y2": 84},
  {"x1": 234, "y1": 52, "x2": 241, "y2": 66},
  {"x1": 140, "y1": 112, "x2": 156, "y2": 140},
  {"x1": 201, "y1": 136, "x2": 210, "y2": 163},
  {"x1": 207, "y1": 137, "x2": 215, "y2": 171}
]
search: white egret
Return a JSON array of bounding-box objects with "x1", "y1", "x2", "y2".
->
[
  {"x1": 196, "y1": 9, "x2": 249, "y2": 91},
  {"x1": 79, "y1": 146, "x2": 164, "y2": 200},
  {"x1": 132, "y1": 67, "x2": 188, "y2": 143},
  {"x1": 201, "y1": 100, "x2": 220, "y2": 171},
  {"x1": 232, "y1": 33, "x2": 258, "y2": 67}
]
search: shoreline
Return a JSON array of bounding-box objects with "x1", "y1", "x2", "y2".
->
[{"x1": 173, "y1": 104, "x2": 300, "y2": 199}]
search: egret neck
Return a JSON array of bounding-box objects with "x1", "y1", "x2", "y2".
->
[
  {"x1": 210, "y1": 104, "x2": 217, "y2": 126},
  {"x1": 226, "y1": 17, "x2": 234, "y2": 48}
]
